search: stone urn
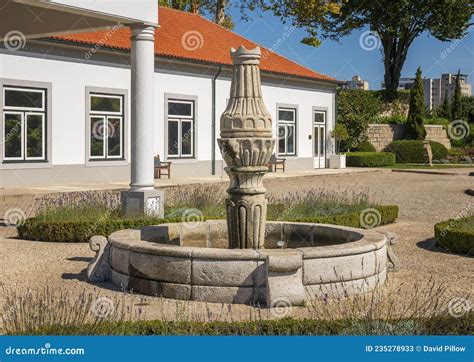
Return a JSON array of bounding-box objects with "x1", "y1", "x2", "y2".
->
[{"x1": 218, "y1": 46, "x2": 275, "y2": 249}]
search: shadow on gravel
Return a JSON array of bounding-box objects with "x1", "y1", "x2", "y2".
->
[
  {"x1": 61, "y1": 268, "x2": 125, "y2": 292},
  {"x1": 417, "y1": 238, "x2": 473, "y2": 257},
  {"x1": 67, "y1": 256, "x2": 92, "y2": 262}
]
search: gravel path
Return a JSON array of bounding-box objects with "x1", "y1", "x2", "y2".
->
[{"x1": 0, "y1": 170, "x2": 472, "y2": 323}]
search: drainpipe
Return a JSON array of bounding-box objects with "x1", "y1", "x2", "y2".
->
[{"x1": 211, "y1": 66, "x2": 223, "y2": 175}]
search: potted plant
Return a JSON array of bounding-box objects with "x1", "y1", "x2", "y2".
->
[{"x1": 329, "y1": 123, "x2": 349, "y2": 169}]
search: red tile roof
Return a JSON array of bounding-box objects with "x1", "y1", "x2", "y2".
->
[{"x1": 52, "y1": 6, "x2": 338, "y2": 83}]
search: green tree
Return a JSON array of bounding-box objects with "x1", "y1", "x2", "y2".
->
[
  {"x1": 160, "y1": 0, "x2": 234, "y2": 29},
  {"x1": 329, "y1": 123, "x2": 349, "y2": 154},
  {"x1": 451, "y1": 70, "x2": 463, "y2": 121},
  {"x1": 336, "y1": 89, "x2": 381, "y2": 150},
  {"x1": 460, "y1": 96, "x2": 474, "y2": 123},
  {"x1": 242, "y1": 0, "x2": 472, "y2": 93},
  {"x1": 406, "y1": 67, "x2": 426, "y2": 140},
  {"x1": 437, "y1": 90, "x2": 451, "y2": 120}
]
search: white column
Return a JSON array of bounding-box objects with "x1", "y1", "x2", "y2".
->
[{"x1": 130, "y1": 24, "x2": 155, "y2": 190}]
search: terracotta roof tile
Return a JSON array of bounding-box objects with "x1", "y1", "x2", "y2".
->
[{"x1": 52, "y1": 6, "x2": 338, "y2": 83}]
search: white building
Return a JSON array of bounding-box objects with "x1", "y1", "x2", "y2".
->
[
  {"x1": 381, "y1": 77, "x2": 415, "y2": 91},
  {"x1": 344, "y1": 75, "x2": 369, "y2": 90},
  {"x1": 425, "y1": 73, "x2": 472, "y2": 110},
  {"x1": 0, "y1": 4, "x2": 342, "y2": 188}
]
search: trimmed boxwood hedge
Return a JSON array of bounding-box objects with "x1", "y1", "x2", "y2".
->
[
  {"x1": 21, "y1": 313, "x2": 473, "y2": 336},
  {"x1": 346, "y1": 152, "x2": 396, "y2": 167},
  {"x1": 17, "y1": 205, "x2": 399, "y2": 243},
  {"x1": 353, "y1": 140, "x2": 376, "y2": 152},
  {"x1": 434, "y1": 215, "x2": 474, "y2": 255},
  {"x1": 384, "y1": 140, "x2": 449, "y2": 163}
]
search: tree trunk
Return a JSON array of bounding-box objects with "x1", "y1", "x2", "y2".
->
[
  {"x1": 216, "y1": 0, "x2": 227, "y2": 25},
  {"x1": 381, "y1": 35, "x2": 409, "y2": 97}
]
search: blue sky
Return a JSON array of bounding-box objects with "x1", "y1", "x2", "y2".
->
[{"x1": 227, "y1": 8, "x2": 474, "y2": 90}]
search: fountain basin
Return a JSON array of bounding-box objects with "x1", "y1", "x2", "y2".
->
[{"x1": 103, "y1": 220, "x2": 388, "y2": 306}]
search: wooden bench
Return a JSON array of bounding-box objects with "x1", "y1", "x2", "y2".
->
[
  {"x1": 154, "y1": 155, "x2": 172, "y2": 179},
  {"x1": 268, "y1": 154, "x2": 286, "y2": 172}
]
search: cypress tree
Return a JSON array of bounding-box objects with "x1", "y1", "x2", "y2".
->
[
  {"x1": 439, "y1": 90, "x2": 451, "y2": 120},
  {"x1": 406, "y1": 67, "x2": 427, "y2": 140}
]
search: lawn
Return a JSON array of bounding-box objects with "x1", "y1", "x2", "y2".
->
[{"x1": 385, "y1": 163, "x2": 473, "y2": 170}]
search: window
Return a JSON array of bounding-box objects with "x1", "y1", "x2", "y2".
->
[
  {"x1": 3, "y1": 86, "x2": 46, "y2": 162},
  {"x1": 89, "y1": 93, "x2": 124, "y2": 160},
  {"x1": 167, "y1": 99, "x2": 195, "y2": 158},
  {"x1": 277, "y1": 107, "x2": 296, "y2": 156}
]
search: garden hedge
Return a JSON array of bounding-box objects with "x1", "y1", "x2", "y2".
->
[
  {"x1": 346, "y1": 152, "x2": 396, "y2": 167},
  {"x1": 434, "y1": 215, "x2": 474, "y2": 255},
  {"x1": 352, "y1": 140, "x2": 376, "y2": 152},
  {"x1": 384, "y1": 140, "x2": 449, "y2": 163},
  {"x1": 21, "y1": 313, "x2": 473, "y2": 336},
  {"x1": 17, "y1": 206, "x2": 399, "y2": 243}
]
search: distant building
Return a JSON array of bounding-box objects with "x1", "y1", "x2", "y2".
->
[
  {"x1": 381, "y1": 77, "x2": 415, "y2": 91},
  {"x1": 382, "y1": 73, "x2": 472, "y2": 111},
  {"x1": 344, "y1": 75, "x2": 369, "y2": 90},
  {"x1": 426, "y1": 73, "x2": 472, "y2": 110}
]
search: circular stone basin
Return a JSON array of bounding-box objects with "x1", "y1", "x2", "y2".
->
[{"x1": 108, "y1": 220, "x2": 387, "y2": 305}]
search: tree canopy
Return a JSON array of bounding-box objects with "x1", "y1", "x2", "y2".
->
[
  {"x1": 241, "y1": 0, "x2": 473, "y2": 93},
  {"x1": 159, "y1": 0, "x2": 234, "y2": 29}
]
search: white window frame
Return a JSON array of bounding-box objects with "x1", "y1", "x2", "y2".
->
[
  {"x1": 89, "y1": 94, "x2": 123, "y2": 116},
  {"x1": 314, "y1": 110, "x2": 326, "y2": 124},
  {"x1": 24, "y1": 112, "x2": 46, "y2": 160},
  {"x1": 88, "y1": 93, "x2": 124, "y2": 160},
  {"x1": 2, "y1": 111, "x2": 24, "y2": 161},
  {"x1": 167, "y1": 99, "x2": 195, "y2": 159},
  {"x1": 277, "y1": 107, "x2": 297, "y2": 156},
  {"x1": 2, "y1": 86, "x2": 47, "y2": 162},
  {"x1": 3, "y1": 87, "x2": 45, "y2": 112}
]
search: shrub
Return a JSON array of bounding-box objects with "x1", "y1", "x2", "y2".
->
[
  {"x1": 4, "y1": 279, "x2": 469, "y2": 336},
  {"x1": 346, "y1": 152, "x2": 396, "y2": 167},
  {"x1": 337, "y1": 89, "x2": 382, "y2": 149},
  {"x1": 434, "y1": 215, "x2": 474, "y2": 255},
  {"x1": 423, "y1": 117, "x2": 450, "y2": 126},
  {"x1": 352, "y1": 140, "x2": 376, "y2": 152},
  {"x1": 27, "y1": 314, "x2": 472, "y2": 336},
  {"x1": 17, "y1": 205, "x2": 399, "y2": 242},
  {"x1": 384, "y1": 140, "x2": 449, "y2": 163},
  {"x1": 17, "y1": 217, "x2": 180, "y2": 243}
]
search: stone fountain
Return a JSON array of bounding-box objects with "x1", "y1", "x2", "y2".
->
[
  {"x1": 87, "y1": 46, "x2": 395, "y2": 307},
  {"x1": 218, "y1": 46, "x2": 275, "y2": 250}
]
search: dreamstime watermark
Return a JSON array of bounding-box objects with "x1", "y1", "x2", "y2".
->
[
  {"x1": 270, "y1": 297, "x2": 292, "y2": 318},
  {"x1": 359, "y1": 30, "x2": 381, "y2": 51},
  {"x1": 448, "y1": 297, "x2": 471, "y2": 318},
  {"x1": 84, "y1": 23, "x2": 124, "y2": 59},
  {"x1": 3, "y1": 30, "x2": 26, "y2": 51},
  {"x1": 5, "y1": 342, "x2": 85, "y2": 356},
  {"x1": 3, "y1": 208, "x2": 27, "y2": 226},
  {"x1": 262, "y1": 25, "x2": 297, "y2": 59},
  {"x1": 90, "y1": 297, "x2": 115, "y2": 319},
  {"x1": 439, "y1": 202, "x2": 473, "y2": 237},
  {"x1": 91, "y1": 119, "x2": 116, "y2": 140},
  {"x1": 359, "y1": 208, "x2": 381, "y2": 229},
  {"x1": 440, "y1": 26, "x2": 472, "y2": 60},
  {"x1": 181, "y1": 208, "x2": 204, "y2": 228},
  {"x1": 447, "y1": 120, "x2": 470, "y2": 141},
  {"x1": 181, "y1": 30, "x2": 204, "y2": 51}
]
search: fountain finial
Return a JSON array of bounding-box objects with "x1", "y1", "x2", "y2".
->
[{"x1": 218, "y1": 46, "x2": 275, "y2": 249}]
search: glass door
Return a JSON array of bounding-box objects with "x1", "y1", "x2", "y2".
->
[{"x1": 313, "y1": 111, "x2": 326, "y2": 168}]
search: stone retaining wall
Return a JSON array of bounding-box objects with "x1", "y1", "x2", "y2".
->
[{"x1": 367, "y1": 124, "x2": 451, "y2": 151}]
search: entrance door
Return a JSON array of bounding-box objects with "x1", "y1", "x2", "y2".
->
[{"x1": 313, "y1": 111, "x2": 326, "y2": 168}]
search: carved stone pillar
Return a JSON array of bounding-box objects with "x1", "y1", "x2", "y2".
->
[{"x1": 218, "y1": 46, "x2": 275, "y2": 249}]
